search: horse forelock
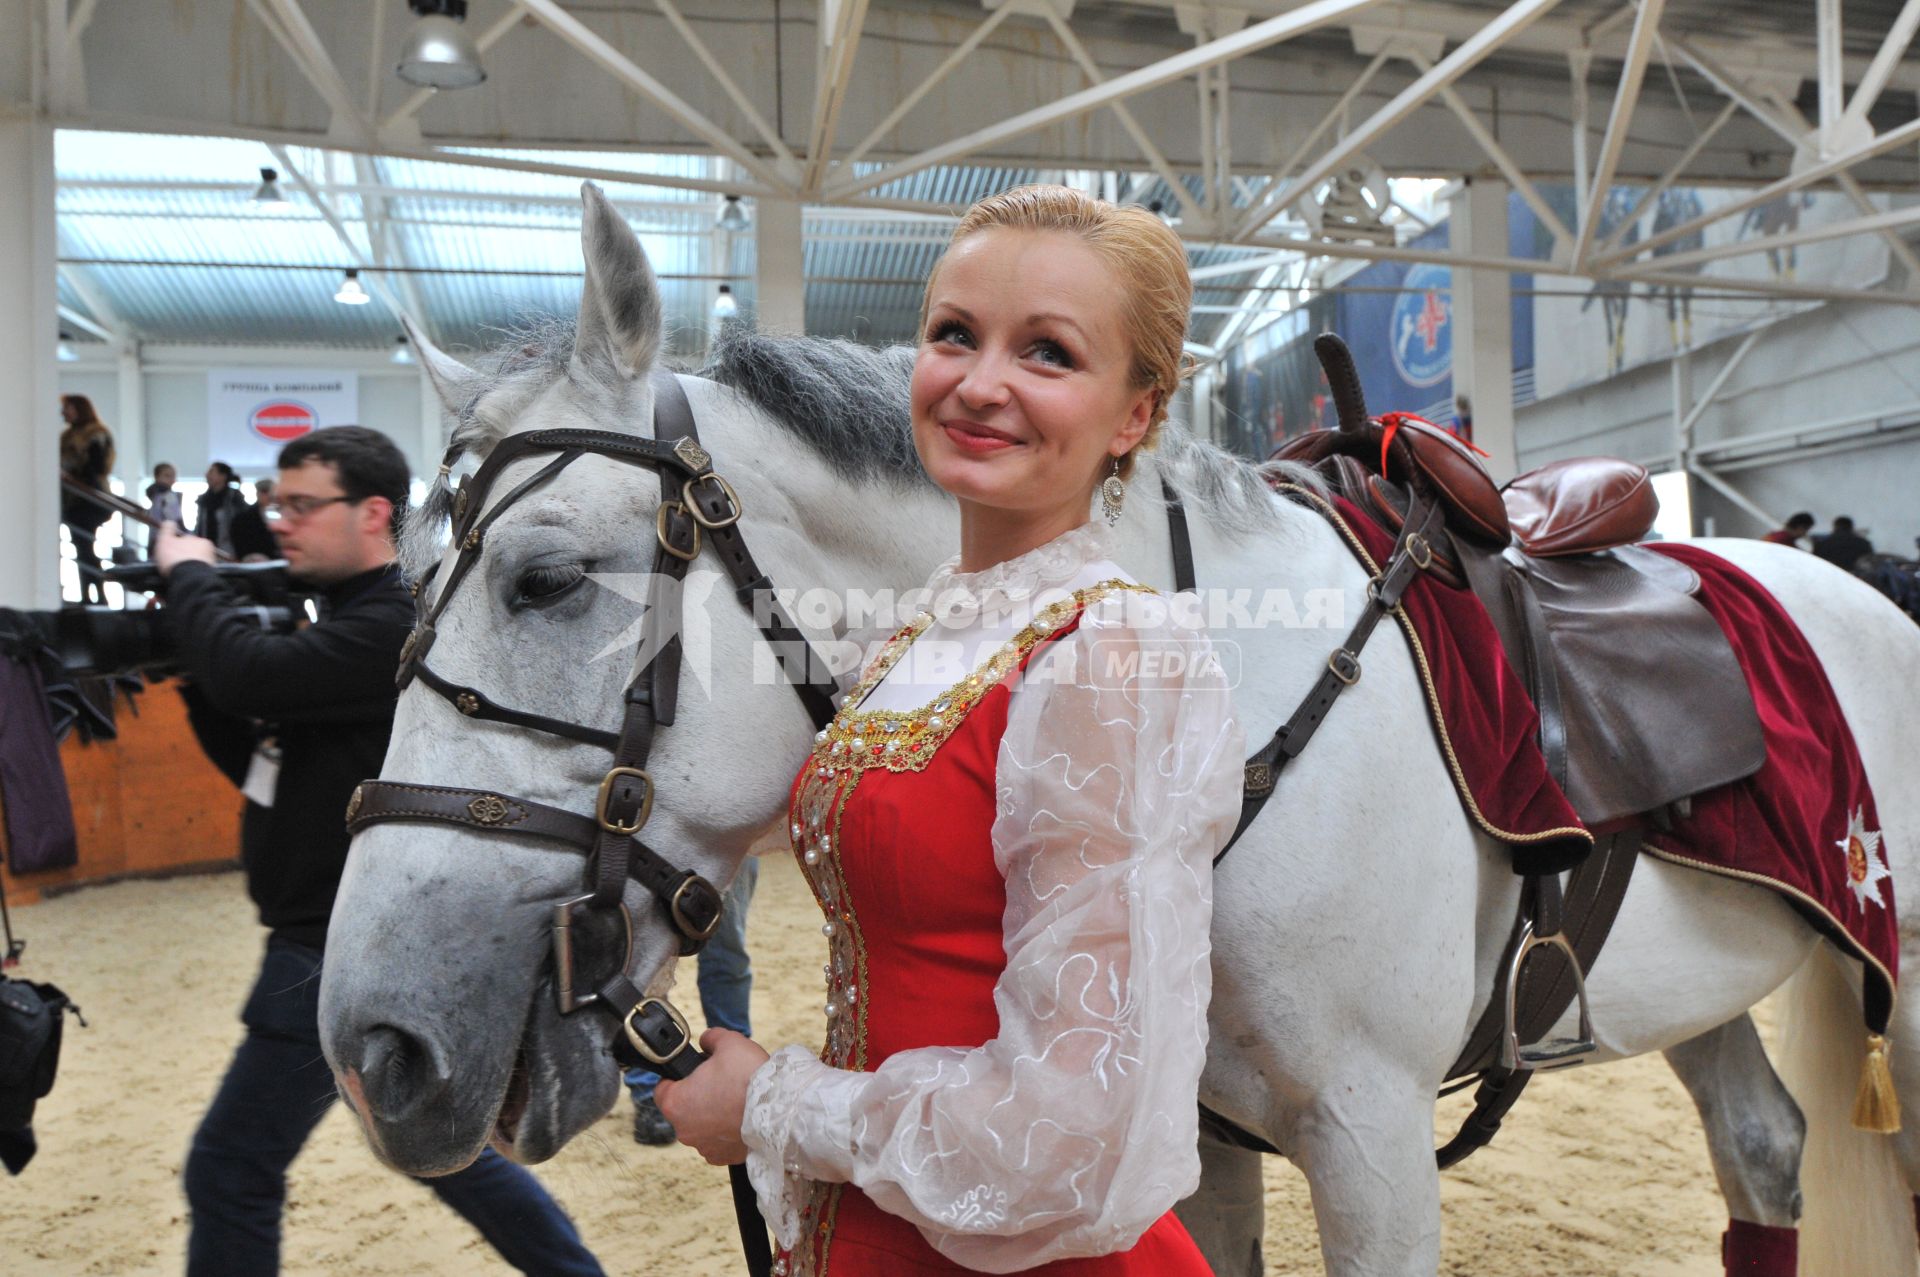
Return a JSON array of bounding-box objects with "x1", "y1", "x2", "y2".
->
[{"x1": 401, "y1": 317, "x2": 646, "y2": 580}]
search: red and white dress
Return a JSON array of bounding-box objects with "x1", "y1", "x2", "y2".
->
[{"x1": 741, "y1": 524, "x2": 1244, "y2": 1275}]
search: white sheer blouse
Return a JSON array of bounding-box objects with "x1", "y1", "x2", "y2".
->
[{"x1": 741, "y1": 522, "x2": 1244, "y2": 1272}]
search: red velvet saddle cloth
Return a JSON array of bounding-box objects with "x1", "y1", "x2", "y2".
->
[
  {"x1": 1642, "y1": 543, "x2": 1897, "y2": 1033},
  {"x1": 1314, "y1": 491, "x2": 1897, "y2": 1032},
  {"x1": 1318, "y1": 493, "x2": 1593, "y2": 872}
]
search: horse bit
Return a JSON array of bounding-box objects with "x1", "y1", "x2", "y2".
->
[{"x1": 345, "y1": 371, "x2": 840, "y2": 1077}]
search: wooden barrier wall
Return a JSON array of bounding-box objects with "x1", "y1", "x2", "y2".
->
[{"x1": 0, "y1": 680, "x2": 242, "y2": 906}]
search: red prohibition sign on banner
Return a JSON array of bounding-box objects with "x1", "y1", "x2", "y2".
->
[{"x1": 250, "y1": 399, "x2": 319, "y2": 443}]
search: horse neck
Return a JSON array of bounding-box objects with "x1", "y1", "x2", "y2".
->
[{"x1": 690, "y1": 378, "x2": 957, "y2": 616}]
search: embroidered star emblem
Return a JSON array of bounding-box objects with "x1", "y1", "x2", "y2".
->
[{"x1": 1839, "y1": 806, "x2": 1890, "y2": 910}]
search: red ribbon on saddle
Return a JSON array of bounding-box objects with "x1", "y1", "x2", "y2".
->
[{"x1": 1374, "y1": 412, "x2": 1489, "y2": 478}]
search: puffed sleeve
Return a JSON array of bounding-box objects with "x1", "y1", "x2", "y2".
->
[{"x1": 741, "y1": 589, "x2": 1244, "y2": 1271}]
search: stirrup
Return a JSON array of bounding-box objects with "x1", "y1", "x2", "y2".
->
[{"x1": 1497, "y1": 920, "x2": 1597, "y2": 1071}]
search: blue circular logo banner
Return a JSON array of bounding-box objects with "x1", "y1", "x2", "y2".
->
[{"x1": 1391, "y1": 263, "x2": 1453, "y2": 389}]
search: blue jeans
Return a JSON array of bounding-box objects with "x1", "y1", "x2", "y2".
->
[
  {"x1": 626, "y1": 858, "x2": 758, "y2": 1102},
  {"x1": 184, "y1": 937, "x2": 605, "y2": 1276}
]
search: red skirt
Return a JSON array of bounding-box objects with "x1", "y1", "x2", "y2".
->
[{"x1": 814, "y1": 1185, "x2": 1213, "y2": 1274}]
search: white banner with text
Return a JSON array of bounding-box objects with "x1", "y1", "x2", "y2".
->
[{"x1": 207, "y1": 370, "x2": 360, "y2": 471}]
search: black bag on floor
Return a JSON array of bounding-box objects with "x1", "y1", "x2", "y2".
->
[{"x1": 0, "y1": 974, "x2": 79, "y2": 1174}]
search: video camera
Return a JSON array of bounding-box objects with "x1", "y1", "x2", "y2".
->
[{"x1": 0, "y1": 561, "x2": 317, "y2": 679}]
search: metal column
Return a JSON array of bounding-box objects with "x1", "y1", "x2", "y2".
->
[
  {"x1": 1449, "y1": 176, "x2": 1517, "y2": 481},
  {"x1": 754, "y1": 197, "x2": 807, "y2": 336},
  {"x1": 115, "y1": 344, "x2": 148, "y2": 496},
  {"x1": 0, "y1": 115, "x2": 63, "y2": 608}
]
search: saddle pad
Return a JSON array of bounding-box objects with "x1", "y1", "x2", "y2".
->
[
  {"x1": 1313, "y1": 493, "x2": 1592, "y2": 873},
  {"x1": 1477, "y1": 544, "x2": 1768, "y2": 827},
  {"x1": 1643, "y1": 544, "x2": 1897, "y2": 1034}
]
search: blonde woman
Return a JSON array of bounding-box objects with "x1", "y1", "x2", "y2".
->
[{"x1": 660, "y1": 186, "x2": 1244, "y2": 1275}]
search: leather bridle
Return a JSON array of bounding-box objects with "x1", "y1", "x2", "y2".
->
[{"x1": 345, "y1": 371, "x2": 839, "y2": 1076}]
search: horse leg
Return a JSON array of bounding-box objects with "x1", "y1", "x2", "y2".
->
[
  {"x1": 1289, "y1": 1076, "x2": 1439, "y2": 1277},
  {"x1": 1664, "y1": 1013, "x2": 1805, "y2": 1275},
  {"x1": 1175, "y1": 1131, "x2": 1266, "y2": 1277}
]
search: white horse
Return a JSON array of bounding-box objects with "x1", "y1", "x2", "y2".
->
[{"x1": 319, "y1": 186, "x2": 1920, "y2": 1276}]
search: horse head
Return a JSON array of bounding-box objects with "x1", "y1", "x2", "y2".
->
[{"x1": 317, "y1": 183, "x2": 946, "y2": 1173}]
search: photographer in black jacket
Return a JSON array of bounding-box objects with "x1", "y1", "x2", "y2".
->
[{"x1": 155, "y1": 427, "x2": 604, "y2": 1277}]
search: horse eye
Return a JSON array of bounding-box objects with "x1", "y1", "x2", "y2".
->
[{"x1": 514, "y1": 563, "x2": 586, "y2": 607}]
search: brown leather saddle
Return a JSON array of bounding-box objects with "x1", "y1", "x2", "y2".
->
[
  {"x1": 1274, "y1": 423, "x2": 1765, "y2": 830},
  {"x1": 1255, "y1": 334, "x2": 1768, "y2": 1167}
]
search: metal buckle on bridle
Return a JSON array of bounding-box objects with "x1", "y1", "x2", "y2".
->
[
  {"x1": 1328, "y1": 648, "x2": 1362, "y2": 685},
  {"x1": 1404, "y1": 531, "x2": 1433, "y2": 571},
  {"x1": 551, "y1": 894, "x2": 634, "y2": 1015},
  {"x1": 621, "y1": 996, "x2": 695, "y2": 1067},
  {"x1": 681, "y1": 473, "x2": 742, "y2": 529},
  {"x1": 669, "y1": 874, "x2": 723, "y2": 947},
  {"x1": 595, "y1": 767, "x2": 654, "y2": 835},
  {"x1": 655, "y1": 500, "x2": 700, "y2": 561}
]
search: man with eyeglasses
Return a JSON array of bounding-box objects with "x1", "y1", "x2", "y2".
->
[{"x1": 154, "y1": 427, "x2": 605, "y2": 1277}]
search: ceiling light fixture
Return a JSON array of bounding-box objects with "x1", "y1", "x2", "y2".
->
[
  {"x1": 397, "y1": 0, "x2": 487, "y2": 90},
  {"x1": 712, "y1": 284, "x2": 739, "y2": 320},
  {"x1": 57, "y1": 333, "x2": 79, "y2": 363},
  {"x1": 252, "y1": 166, "x2": 290, "y2": 205},
  {"x1": 334, "y1": 269, "x2": 372, "y2": 305},
  {"x1": 1147, "y1": 199, "x2": 1181, "y2": 228},
  {"x1": 717, "y1": 195, "x2": 751, "y2": 232},
  {"x1": 391, "y1": 335, "x2": 415, "y2": 365}
]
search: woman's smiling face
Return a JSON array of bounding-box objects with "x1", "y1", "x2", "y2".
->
[{"x1": 911, "y1": 228, "x2": 1155, "y2": 520}]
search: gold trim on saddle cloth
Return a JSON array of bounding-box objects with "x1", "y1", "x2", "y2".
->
[
  {"x1": 1272, "y1": 483, "x2": 1592, "y2": 851},
  {"x1": 1642, "y1": 845, "x2": 1897, "y2": 1027}
]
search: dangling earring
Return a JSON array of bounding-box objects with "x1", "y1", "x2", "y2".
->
[{"x1": 1100, "y1": 455, "x2": 1126, "y2": 527}]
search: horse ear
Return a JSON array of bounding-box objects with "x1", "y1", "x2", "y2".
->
[
  {"x1": 402, "y1": 314, "x2": 476, "y2": 413},
  {"x1": 573, "y1": 182, "x2": 662, "y2": 382}
]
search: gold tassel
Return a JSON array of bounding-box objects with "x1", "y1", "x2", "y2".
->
[{"x1": 1851, "y1": 1034, "x2": 1902, "y2": 1133}]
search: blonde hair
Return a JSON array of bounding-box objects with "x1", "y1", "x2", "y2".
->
[{"x1": 922, "y1": 184, "x2": 1195, "y2": 481}]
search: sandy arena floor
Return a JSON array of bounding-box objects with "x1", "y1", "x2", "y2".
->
[{"x1": 1, "y1": 857, "x2": 1734, "y2": 1275}]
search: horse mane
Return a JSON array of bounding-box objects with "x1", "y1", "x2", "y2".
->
[
  {"x1": 700, "y1": 329, "x2": 927, "y2": 487},
  {"x1": 400, "y1": 318, "x2": 1306, "y2": 579},
  {"x1": 703, "y1": 328, "x2": 1304, "y2": 533}
]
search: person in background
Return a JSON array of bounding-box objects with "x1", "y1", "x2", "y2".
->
[
  {"x1": 1762, "y1": 511, "x2": 1814, "y2": 547},
  {"x1": 146, "y1": 463, "x2": 183, "y2": 529},
  {"x1": 1813, "y1": 515, "x2": 1875, "y2": 572},
  {"x1": 155, "y1": 426, "x2": 605, "y2": 1277},
  {"x1": 58, "y1": 394, "x2": 116, "y2": 604},
  {"x1": 193, "y1": 462, "x2": 248, "y2": 558},
  {"x1": 228, "y1": 476, "x2": 278, "y2": 562}
]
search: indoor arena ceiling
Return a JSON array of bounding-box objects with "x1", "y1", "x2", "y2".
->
[{"x1": 11, "y1": 0, "x2": 1919, "y2": 356}]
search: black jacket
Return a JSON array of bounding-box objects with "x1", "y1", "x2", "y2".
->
[
  {"x1": 1813, "y1": 530, "x2": 1875, "y2": 571},
  {"x1": 192, "y1": 487, "x2": 250, "y2": 557},
  {"x1": 166, "y1": 560, "x2": 411, "y2": 949}
]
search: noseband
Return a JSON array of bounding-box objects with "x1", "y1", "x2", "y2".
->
[{"x1": 346, "y1": 371, "x2": 839, "y2": 1072}]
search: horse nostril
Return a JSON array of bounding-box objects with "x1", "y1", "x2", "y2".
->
[{"x1": 356, "y1": 1024, "x2": 447, "y2": 1122}]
